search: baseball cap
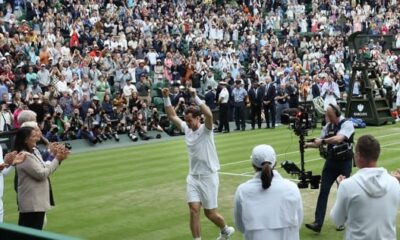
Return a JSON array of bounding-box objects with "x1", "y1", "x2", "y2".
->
[{"x1": 251, "y1": 144, "x2": 276, "y2": 168}]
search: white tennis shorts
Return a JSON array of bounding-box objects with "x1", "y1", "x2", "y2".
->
[{"x1": 186, "y1": 172, "x2": 219, "y2": 209}]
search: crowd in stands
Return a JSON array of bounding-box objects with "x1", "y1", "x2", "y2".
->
[{"x1": 0, "y1": 0, "x2": 400, "y2": 144}]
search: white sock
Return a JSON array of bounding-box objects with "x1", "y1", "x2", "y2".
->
[{"x1": 194, "y1": 237, "x2": 201, "y2": 240}]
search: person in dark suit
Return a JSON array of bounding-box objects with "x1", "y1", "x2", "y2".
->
[
  {"x1": 312, "y1": 76, "x2": 321, "y2": 99},
  {"x1": 204, "y1": 86, "x2": 217, "y2": 110},
  {"x1": 263, "y1": 76, "x2": 276, "y2": 129},
  {"x1": 248, "y1": 81, "x2": 264, "y2": 129}
]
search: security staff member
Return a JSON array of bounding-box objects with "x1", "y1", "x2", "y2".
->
[
  {"x1": 232, "y1": 80, "x2": 248, "y2": 131},
  {"x1": 217, "y1": 81, "x2": 230, "y2": 133},
  {"x1": 304, "y1": 104, "x2": 354, "y2": 233}
]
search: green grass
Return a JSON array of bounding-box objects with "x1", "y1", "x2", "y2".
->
[{"x1": 3, "y1": 124, "x2": 400, "y2": 240}]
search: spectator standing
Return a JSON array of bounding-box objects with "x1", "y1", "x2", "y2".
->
[
  {"x1": 232, "y1": 80, "x2": 248, "y2": 131},
  {"x1": 14, "y1": 126, "x2": 69, "y2": 229},
  {"x1": 248, "y1": 81, "x2": 264, "y2": 130},
  {"x1": 331, "y1": 135, "x2": 400, "y2": 240},
  {"x1": 263, "y1": 77, "x2": 276, "y2": 128},
  {"x1": 321, "y1": 76, "x2": 340, "y2": 110},
  {"x1": 0, "y1": 149, "x2": 25, "y2": 222}
]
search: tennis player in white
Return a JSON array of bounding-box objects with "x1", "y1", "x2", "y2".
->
[{"x1": 163, "y1": 87, "x2": 235, "y2": 240}]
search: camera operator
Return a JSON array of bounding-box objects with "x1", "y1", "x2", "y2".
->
[{"x1": 304, "y1": 104, "x2": 354, "y2": 233}]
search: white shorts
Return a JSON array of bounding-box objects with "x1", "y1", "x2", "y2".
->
[{"x1": 186, "y1": 172, "x2": 219, "y2": 209}]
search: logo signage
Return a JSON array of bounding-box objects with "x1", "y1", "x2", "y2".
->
[{"x1": 354, "y1": 103, "x2": 368, "y2": 117}]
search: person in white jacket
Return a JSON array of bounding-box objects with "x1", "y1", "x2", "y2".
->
[
  {"x1": 234, "y1": 144, "x2": 303, "y2": 240},
  {"x1": 0, "y1": 148, "x2": 26, "y2": 222},
  {"x1": 331, "y1": 135, "x2": 400, "y2": 240}
]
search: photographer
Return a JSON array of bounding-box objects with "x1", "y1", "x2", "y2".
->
[
  {"x1": 79, "y1": 108, "x2": 99, "y2": 144},
  {"x1": 128, "y1": 106, "x2": 151, "y2": 141},
  {"x1": 147, "y1": 107, "x2": 164, "y2": 132},
  {"x1": 45, "y1": 125, "x2": 62, "y2": 142},
  {"x1": 99, "y1": 108, "x2": 119, "y2": 141},
  {"x1": 65, "y1": 109, "x2": 83, "y2": 140},
  {"x1": 41, "y1": 113, "x2": 53, "y2": 136},
  {"x1": 304, "y1": 104, "x2": 354, "y2": 233}
]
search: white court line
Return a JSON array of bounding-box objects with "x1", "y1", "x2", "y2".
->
[
  {"x1": 222, "y1": 141, "x2": 400, "y2": 177},
  {"x1": 219, "y1": 172, "x2": 299, "y2": 182},
  {"x1": 221, "y1": 150, "x2": 299, "y2": 167},
  {"x1": 221, "y1": 132, "x2": 400, "y2": 167},
  {"x1": 219, "y1": 172, "x2": 253, "y2": 177},
  {"x1": 382, "y1": 147, "x2": 400, "y2": 151}
]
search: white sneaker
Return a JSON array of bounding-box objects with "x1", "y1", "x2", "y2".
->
[{"x1": 216, "y1": 226, "x2": 235, "y2": 240}]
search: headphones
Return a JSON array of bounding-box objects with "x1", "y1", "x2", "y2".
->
[{"x1": 329, "y1": 103, "x2": 341, "y2": 117}]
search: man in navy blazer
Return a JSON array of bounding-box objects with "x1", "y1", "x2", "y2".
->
[
  {"x1": 263, "y1": 76, "x2": 276, "y2": 129},
  {"x1": 248, "y1": 81, "x2": 264, "y2": 129}
]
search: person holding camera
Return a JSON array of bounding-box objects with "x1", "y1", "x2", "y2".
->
[
  {"x1": 162, "y1": 87, "x2": 235, "y2": 240},
  {"x1": 234, "y1": 145, "x2": 303, "y2": 240},
  {"x1": 65, "y1": 109, "x2": 83, "y2": 140},
  {"x1": 304, "y1": 104, "x2": 354, "y2": 233},
  {"x1": 80, "y1": 108, "x2": 100, "y2": 144},
  {"x1": 45, "y1": 125, "x2": 62, "y2": 142},
  {"x1": 330, "y1": 135, "x2": 400, "y2": 240}
]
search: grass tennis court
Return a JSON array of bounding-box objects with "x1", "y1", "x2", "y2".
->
[{"x1": 3, "y1": 124, "x2": 400, "y2": 240}]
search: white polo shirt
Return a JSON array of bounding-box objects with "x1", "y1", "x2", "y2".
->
[{"x1": 181, "y1": 122, "x2": 220, "y2": 175}]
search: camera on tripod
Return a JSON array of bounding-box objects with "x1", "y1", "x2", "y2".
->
[{"x1": 280, "y1": 103, "x2": 321, "y2": 189}]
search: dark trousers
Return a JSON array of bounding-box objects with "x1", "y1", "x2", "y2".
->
[
  {"x1": 218, "y1": 103, "x2": 229, "y2": 132},
  {"x1": 315, "y1": 159, "x2": 352, "y2": 225},
  {"x1": 234, "y1": 102, "x2": 246, "y2": 130},
  {"x1": 250, "y1": 105, "x2": 262, "y2": 129},
  {"x1": 19, "y1": 212, "x2": 46, "y2": 230},
  {"x1": 264, "y1": 104, "x2": 276, "y2": 127}
]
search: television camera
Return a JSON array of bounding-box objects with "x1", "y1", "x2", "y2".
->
[{"x1": 281, "y1": 103, "x2": 321, "y2": 189}]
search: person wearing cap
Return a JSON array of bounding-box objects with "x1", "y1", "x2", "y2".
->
[
  {"x1": 162, "y1": 87, "x2": 235, "y2": 240},
  {"x1": 217, "y1": 81, "x2": 230, "y2": 133},
  {"x1": 234, "y1": 144, "x2": 303, "y2": 240}
]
